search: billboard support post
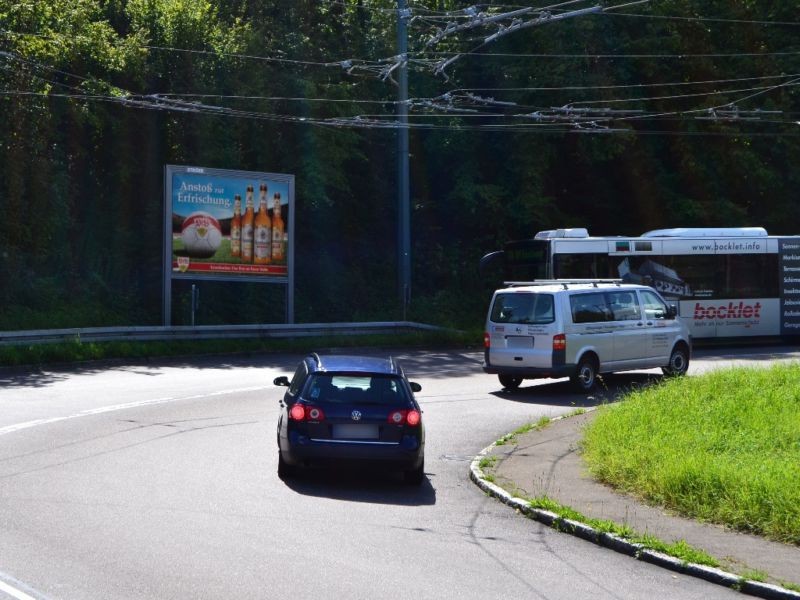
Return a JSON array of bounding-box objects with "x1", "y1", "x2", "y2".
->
[{"x1": 190, "y1": 284, "x2": 198, "y2": 326}]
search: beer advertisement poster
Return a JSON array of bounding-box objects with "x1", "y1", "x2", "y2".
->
[{"x1": 165, "y1": 165, "x2": 293, "y2": 280}]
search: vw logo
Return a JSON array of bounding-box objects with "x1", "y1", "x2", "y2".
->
[{"x1": 351, "y1": 410, "x2": 362, "y2": 421}]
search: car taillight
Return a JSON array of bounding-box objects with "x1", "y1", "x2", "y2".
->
[
  {"x1": 307, "y1": 406, "x2": 325, "y2": 421},
  {"x1": 289, "y1": 404, "x2": 325, "y2": 421},
  {"x1": 553, "y1": 334, "x2": 566, "y2": 351},
  {"x1": 483, "y1": 332, "x2": 490, "y2": 348},
  {"x1": 289, "y1": 404, "x2": 305, "y2": 420},
  {"x1": 387, "y1": 409, "x2": 422, "y2": 426}
]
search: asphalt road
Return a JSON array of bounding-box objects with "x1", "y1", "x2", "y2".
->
[{"x1": 1, "y1": 346, "x2": 797, "y2": 600}]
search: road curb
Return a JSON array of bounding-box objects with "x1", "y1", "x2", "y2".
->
[{"x1": 469, "y1": 415, "x2": 800, "y2": 600}]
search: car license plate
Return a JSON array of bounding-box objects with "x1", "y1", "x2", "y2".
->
[{"x1": 332, "y1": 424, "x2": 379, "y2": 440}]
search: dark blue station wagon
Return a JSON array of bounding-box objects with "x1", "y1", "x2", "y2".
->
[{"x1": 274, "y1": 354, "x2": 425, "y2": 484}]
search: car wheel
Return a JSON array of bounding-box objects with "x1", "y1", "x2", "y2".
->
[
  {"x1": 277, "y1": 451, "x2": 295, "y2": 480},
  {"x1": 404, "y1": 460, "x2": 425, "y2": 486},
  {"x1": 498, "y1": 375, "x2": 523, "y2": 391},
  {"x1": 662, "y1": 345, "x2": 689, "y2": 377},
  {"x1": 571, "y1": 356, "x2": 597, "y2": 392}
]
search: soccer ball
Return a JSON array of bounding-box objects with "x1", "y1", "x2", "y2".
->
[{"x1": 181, "y1": 212, "x2": 222, "y2": 258}]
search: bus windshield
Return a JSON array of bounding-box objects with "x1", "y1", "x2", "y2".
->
[{"x1": 503, "y1": 240, "x2": 549, "y2": 281}]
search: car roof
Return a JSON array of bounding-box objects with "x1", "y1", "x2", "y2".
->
[{"x1": 307, "y1": 354, "x2": 401, "y2": 375}]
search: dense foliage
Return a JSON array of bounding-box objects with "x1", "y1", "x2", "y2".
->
[{"x1": 1, "y1": 1, "x2": 799, "y2": 330}]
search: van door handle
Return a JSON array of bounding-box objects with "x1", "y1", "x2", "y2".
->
[{"x1": 636, "y1": 322, "x2": 644, "y2": 327}]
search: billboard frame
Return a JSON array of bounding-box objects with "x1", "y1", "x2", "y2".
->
[{"x1": 163, "y1": 164, "x2": 295, "y2": 326}]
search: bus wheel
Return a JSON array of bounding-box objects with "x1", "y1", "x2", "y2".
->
[
  {"x1": 499, "y1": 375, "x2": 523, "y2": 390},
  {"x1": 663, "y1": 344, "x2": 689, "y2": 377},
  {"x1": 571, "y1": 356, "x2": 597, "y2": 392}
]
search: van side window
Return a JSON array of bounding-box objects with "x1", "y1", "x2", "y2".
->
[
  {"x1": 491, "y1": 293, "x2": 554, "y2": 324},
  {"x1": 640, "y1": 290, "x2": 668, "y2": 320},
  {"x1": 570, "y1": 292, "x2": 612, "y2": 323},
  {"x1": 607, "y1": 291, "x2": 641, "y2": 321}
]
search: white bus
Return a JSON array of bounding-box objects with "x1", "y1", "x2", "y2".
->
[{"x1": 480, "y1": 227, "x2": 800, "y2": 340}]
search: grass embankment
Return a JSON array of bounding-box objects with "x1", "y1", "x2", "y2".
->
[{"x1": 581, "y1": 364, "x2": 800, "y2": 545}]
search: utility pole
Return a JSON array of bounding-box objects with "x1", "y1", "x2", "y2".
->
[{"x1": 397, "y1": 0, "x2": 411, "y2": 319}]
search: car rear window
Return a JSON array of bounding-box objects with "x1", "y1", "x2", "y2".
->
[
  {"x1": 305, "y1": 374, "x2": 409, "y2": 405},
  {"x1": 490, "y1": 293, "x2": 554, "y2": 324}
]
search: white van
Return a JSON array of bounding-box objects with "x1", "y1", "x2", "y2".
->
[{"x1": 483, "y1": 280, "x2": 692, "y2": 392}]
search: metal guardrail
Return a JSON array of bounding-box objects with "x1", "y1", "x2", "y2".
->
[{"x1": 0, "y1": 322, "x2": 451, "y2": 347}]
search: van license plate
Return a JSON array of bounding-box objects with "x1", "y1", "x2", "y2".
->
[{"x1": 506, "y1": 336, "x2": 534, "y2": 348}]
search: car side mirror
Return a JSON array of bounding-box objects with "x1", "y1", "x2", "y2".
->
[
  {"x1": 409, "y1": 382, "x2": 422, "y2": 393},
  {"x1": 274, "y1": 376, "x2": 290, "y2": 387},
  {"x1": 667, "y1": 304, "x2": 678, "y2": 319}
]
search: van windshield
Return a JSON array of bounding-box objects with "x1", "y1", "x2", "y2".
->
[{"x1": 491, "y1": 293, "x2": 554, "y2": 324}]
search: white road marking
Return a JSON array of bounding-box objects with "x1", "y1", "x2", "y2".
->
[
  {"x1": 0, "y1": 386, "x2": 269, "y2": 438},
  {"x1": 0, "y1": 578, "x2": 37, "y2": 600}
]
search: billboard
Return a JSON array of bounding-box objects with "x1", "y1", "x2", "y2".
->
[{"x1": 164, "y1": 165, "x2": 294, "y2": 280}]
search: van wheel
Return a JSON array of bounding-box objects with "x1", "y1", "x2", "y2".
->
[
  {"x1": 662, "y1": 345, "x2": 689, "y2": 377},
  {"x1": 571, "y1": 356, "x2": 597, "y2": 392},
  {"x1": 498, "y1": 375, "x2": 523, "y2": 390}
]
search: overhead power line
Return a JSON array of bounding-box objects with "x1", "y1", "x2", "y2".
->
[
  {"x1": 5, "y1": 86, "x2": 800, "y2": 137},
  {"x1": 454, "y1": 72, "x2": 800, "y2": 94},
  {"x1": 4, "y1": 47, "x2": 798, "y2": 122},
  {"x1": 421, "y1": 0, "x2": 651, "y2": 80},
  {"x1": 422, "y1": 49, "x2": 800, "y2": 59},
  {"x1": 608, "y1": 12, "x2": 800, "y2": 26}
]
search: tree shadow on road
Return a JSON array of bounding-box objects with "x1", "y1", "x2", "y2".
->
[{"x1": 0, "y1": 349, "x2": 484, "y2": 389}]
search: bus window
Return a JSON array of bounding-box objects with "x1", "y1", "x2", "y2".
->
[
  {"x1": 554, "y1": 253, "x2": 614, "y2": 279},
  {"x1": 720, "y1": 254, "x2": 778, "y2": 298},
  {"x1": 661, "y1": 255, "x2": 720, "y2": 299},
  {"x1": 621, "y1": 255, "x2": 719, "y2": 300}
]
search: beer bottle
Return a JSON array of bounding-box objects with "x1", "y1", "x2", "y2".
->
[
  {"x1": 230, "y1": 194, "x2": 242, "y2": 258},
  {"x1": 242, "y1": 185, "x2": 255, "y2": 263},
  {"x1": 254, "y1": 183, "x2": 272, "y2": 265},
  {"x1": 271, "y1": 192, "x2": 285, "y2": 263}
]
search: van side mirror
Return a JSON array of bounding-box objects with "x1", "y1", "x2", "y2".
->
[
  {"x1": 667, "y1": 304, "x2": 678, "y2": 319},
  {"x1": 409, "y1": 382, "x2": 422, "y2": 393},
  {"x1": 274, "y1": 376, "x2": 290, "y2": 387}
]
